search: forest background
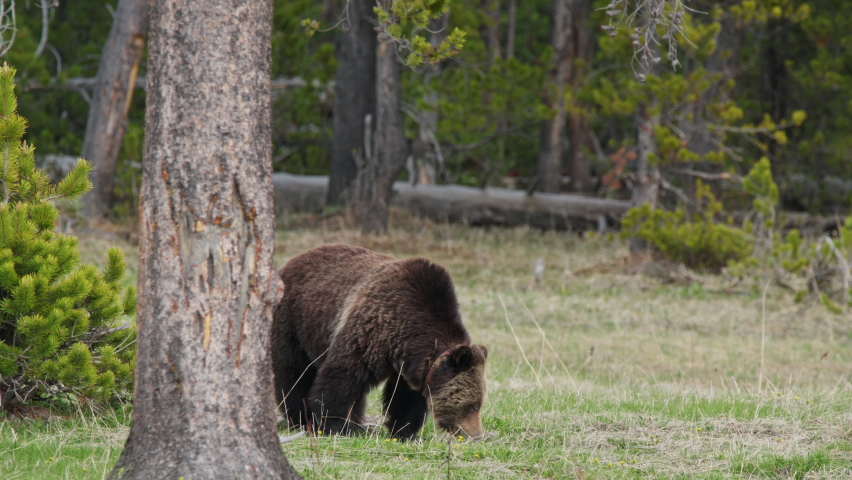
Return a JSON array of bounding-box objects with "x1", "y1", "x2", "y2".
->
[{"x1": 6, "y1": 0, "x2": 851, "y2": 225}]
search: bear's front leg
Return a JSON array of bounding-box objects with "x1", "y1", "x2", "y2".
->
[
  {"x1": 306, "y1": 360, "x2": 371, "y2": 435},
  {"x1": 382, "y1": 375, "x2": 428, "y2": 440}
]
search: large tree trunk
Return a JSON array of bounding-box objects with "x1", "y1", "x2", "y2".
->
[
  {"x1": 326, "y1": 0, "x2": 377, "y2": 207},
  {"x1": 109, "y1": 0, "x2": 298, "y2": 478},
  {"x1": 353, "y1": 32, "x2": 409, "y2": 234},
  {"x1": 81, "y1": 0, "x2": 148, "y2": 221},
  {"x1": 566, "y1": 0, "x2": 592, "y2": 193},
  {"x1": 536, "y1": 0, "x2": 573, "y2": 193}
]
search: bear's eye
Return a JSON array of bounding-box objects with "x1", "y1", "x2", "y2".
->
[{"x1": 469, "y1": 405, "x2": 480, "y2": 413}]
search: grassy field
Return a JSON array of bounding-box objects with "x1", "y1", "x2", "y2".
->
[{"x1": 3, "y1": 212, "x2": 851, "y2": 479}]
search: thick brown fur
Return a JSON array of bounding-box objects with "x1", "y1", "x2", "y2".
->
[{"x1": 271, "y1": 244, "x2": 488, "y2": 440}]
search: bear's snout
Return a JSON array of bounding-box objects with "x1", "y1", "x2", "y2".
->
[{"x1": 453, "y1": 411, "x2": 483, "y2": 437}]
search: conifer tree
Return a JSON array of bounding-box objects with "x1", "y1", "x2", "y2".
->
[{"x1": 0, "y1": 63, "x2": 136, "y2": 412}]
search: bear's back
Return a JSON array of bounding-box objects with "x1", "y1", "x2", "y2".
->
[
  {"x1": 278, "y1": 244, "x2": 392, "y2": 346},
  {"x1": 276, "y1": 244, "x2": 467, "y2": 364}
]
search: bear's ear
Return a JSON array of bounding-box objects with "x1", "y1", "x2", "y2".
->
[{"x1": 450, "y1": 344, "x2": 487, "y2": 371}]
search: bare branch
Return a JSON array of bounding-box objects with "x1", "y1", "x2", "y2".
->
[
  {"x1": 660, "y1": 177, "x2": 695, "y2": 208},
  {"x1": 34, "y1": 0, "x2": 57, "y2": 58},
  {"x1": 707, "y1": 122, "x2": 797, "y2": 134},
  {"x1": 670, "y1": 168, "x2": 741, "y2": 182},
  {"x1": 0, "y1": 0, "x2": 17, "y2": 57},
  {"x1": 599, "y1": 0, "x2": 705, "y2": 81}
]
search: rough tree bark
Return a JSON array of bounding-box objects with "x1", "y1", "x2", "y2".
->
[
  {"x1": 537, "y1": 0, "x2": 573, "y2": 193},
  {"x1": 81, "y1": 0, "x2": 149, "y2": 221},
  {"x1": 353, "y1": 31, "x2": 409, "y2": 234},
  {"x1": 326, "y1": 0, "x2": 377, "y2": 207},
  {"x1": 109, "y1": 0, "x2": 299, "y2": 478}
]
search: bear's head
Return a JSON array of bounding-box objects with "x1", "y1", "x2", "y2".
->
[{"x1": 424, "y1": 344, "x2": 488, "y2": 437}]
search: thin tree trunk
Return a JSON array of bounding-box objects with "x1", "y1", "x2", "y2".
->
[
  {"x1": 483, "y1": 0, "x2": 502, "y2": 65},
  {"x1": 679, "y1": 11, "x2": 742, "y2": 207},
  {"x1": 109, "y1": 0, "x2": 298, "y2": 478},
  {"x1": 537, "y1": 0, "x2": 573, "y2": 193},
  {"x1": 354, "y1": 32, "x2": 409, "y2": 234},
  {"x1": 326, "y1": 0, "x2": 377, "y2": 207},
  {"x1": 409, "y1": 14, "x2": 448, "y2": 186},
  {"x1": 630, "y1": 102, "x2": 661, "y2": 254},
  {"x1": 761, "y1": 18, "x2": 789, "y2": 177},
  {"x1": 567, "y1": 0, "x2": 592, "y2": 192},
  {"x1": 81, "y1": 0, "x2": 148, "y2": 221},
  {"x1": 505, "y1": 0, "x2": 516, "y2": 59}
]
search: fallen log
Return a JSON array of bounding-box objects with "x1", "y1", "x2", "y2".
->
[{"x1": 271, "y1": 173, "x2": 632, "y2": 230}]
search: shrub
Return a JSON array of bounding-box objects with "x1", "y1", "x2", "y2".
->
[
  {"x1": 0, "y1": 63, "x2": 136, "y2": 412},
  {"x1": 621, "y1": 181, "x2": 752, "y2": 271}
]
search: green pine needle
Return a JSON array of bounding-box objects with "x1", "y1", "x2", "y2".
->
[
  {"x1": 102, "y1": 248, "x2": 126, "y2": 286},
  {"x1": 54, "y1": 159, "x2": 93, "y2": 201}
]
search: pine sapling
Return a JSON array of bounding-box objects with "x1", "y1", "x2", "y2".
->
[{"x1": 0, "y1": 63, "x2": 136, "y2": 413}]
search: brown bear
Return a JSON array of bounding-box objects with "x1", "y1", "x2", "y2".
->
[{"x1": 271, "y1": 244, "x2": 487, "y2": 440}]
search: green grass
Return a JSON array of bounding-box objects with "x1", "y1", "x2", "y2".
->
[
  {"x1": 0, "y1": 412, "x2": 126, "y2": 479},
  {"x1": 3, "y1": 212, "x2": 852, "y2": 478}
]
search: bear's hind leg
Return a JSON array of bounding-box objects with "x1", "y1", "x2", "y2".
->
[
  {"x1": 274, "y1": 347, "x2": 317, "y2": 430},
  {"x1": 382, "y1": 375, "x2": 428, "y2": 440},
  {"x1": 307, "y1": 362, "x2": 371, "y2": 435}
]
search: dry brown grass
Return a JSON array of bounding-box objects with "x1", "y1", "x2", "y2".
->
[{"x1": 275, "y1": 209, "x2": 850, "y2": 393}]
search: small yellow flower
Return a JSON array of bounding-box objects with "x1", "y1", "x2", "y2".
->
[
  {"x1": 474, "y1": 454, "x2": 480, "y2": 458},
  {"x1": 454, "y1": 443, "x2": 459, "y2": 449},
  {"x1": 776, "y1": 392, "x2": 781, "y2": 396},
  {"x1": 794, "y1": 397, "x2": 800, "y2": 401},
  {"x1": 317, "y1": 430, "x2": 323, "y2": 435},
  {"x1": 696, "y1": 427, "x2": 702, "y2": 431},
  {"x1": 619, "y1": 461, "x2": 625, "y2": 465},
  {"x1": 607, "y1": 462, "x2": 613, "y2": 467},
  {"x1": 386, "y1": 439, "x2": 390, "y2": 443},
  {"x1": 404, "y1": 458, "x2": 409, "y2": 462},
  {"x1": 457, "y1": 435, "x2": 464, "y2": 441},
  {"x1": 593, "y1": 457, "x2": 599, "y2": 463},
  {"x1": 50, "y1": 457, "x2": 55, "y2": 460},
  {"x1": 392, "y1": 438, "x2": 398, "y2": 442}
]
